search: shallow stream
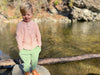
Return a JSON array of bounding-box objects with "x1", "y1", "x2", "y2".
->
[{"x1": 0, "y1": 21, "x2": 100, "y2": 75}]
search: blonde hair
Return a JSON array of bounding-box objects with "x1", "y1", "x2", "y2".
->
[{"x1": 20, "y1": 3, "x2": 33, "y2": 15}]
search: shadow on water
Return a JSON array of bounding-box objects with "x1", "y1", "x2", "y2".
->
[
  {"x1": 0, "y1": 68, "x2": 12, "y2": 75},
  {"x1": 0, "y1": 51, "x2": 10, "y2": 60},
  {"x1": 87, "y1": 73, "x2": 100, "y2": 75}
]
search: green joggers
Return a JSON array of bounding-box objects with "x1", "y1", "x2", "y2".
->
[{"x1": 19, "y1": 46, "x2": 41, "y2": 72}]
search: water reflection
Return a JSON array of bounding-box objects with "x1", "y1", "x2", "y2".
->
[
  {"x1": 72, "y1": 22, "x2": 100, "y2": 38},
  {"x1": 0, "y1": 21, "x2": 100, "y2": 75},
  {"x1": 0, "y1": 51, "x2": 10, "y2": 60},
  {"x1": 0, "y1": 23, "x2": 18, "y2": 59}
]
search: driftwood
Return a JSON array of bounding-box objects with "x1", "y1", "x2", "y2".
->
[
  {"x1": 0, "y1": 59, "x2": 16, "y2": 66},
  {"x1": 38, "y1": 54, "x2": 100, "y2": 64},
  {"x1": 1, "y1": 54, "x2": 100, "y2": 66}
]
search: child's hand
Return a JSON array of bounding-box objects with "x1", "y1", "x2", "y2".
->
[{"x1": 39, "y1": 46, "x2": 41, "y2": 48}]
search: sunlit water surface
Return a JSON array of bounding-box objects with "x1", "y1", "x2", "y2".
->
[{"x1": 0, "y1": 21, "x2": 100, "y2": 75}]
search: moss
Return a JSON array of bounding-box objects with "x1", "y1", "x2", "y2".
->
[
  {"x1": 69, "y1": 0, "x2": 74, "y2": 7},
  {"x1": 54, "y1": 0, "x2": 61, "y2": 5}
]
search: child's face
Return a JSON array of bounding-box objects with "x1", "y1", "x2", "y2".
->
[{"x1": 22, "y1": 9, "x2": 33, "y2": 22}]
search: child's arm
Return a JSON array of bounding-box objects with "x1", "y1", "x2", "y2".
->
[
  {"x1": 35, "y1": 23, "x2": 42, "y2": 48},
  {"x1": 16, "y1": 23, "x2": 23, "y2": 51}
]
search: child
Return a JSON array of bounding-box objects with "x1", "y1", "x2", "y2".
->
[{"x1": 16, "y1": 3, "x2": 41, "y2": 75}]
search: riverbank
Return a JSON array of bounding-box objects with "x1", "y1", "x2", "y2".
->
[{"x1": 0, "y1": 0, "x2": 100, "y2": 24}]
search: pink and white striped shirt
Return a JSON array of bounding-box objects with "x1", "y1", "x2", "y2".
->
[{"x1": 16, "y1": 20, "x2": 42, "y2": 51}]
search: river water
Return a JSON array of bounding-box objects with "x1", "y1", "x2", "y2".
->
[{"x1": 0, "y1": 21, "x2": 100, "y2": 75}]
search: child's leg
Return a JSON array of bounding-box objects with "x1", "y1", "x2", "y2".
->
[
  {"x1": 31, "y1": 46, "x2": 41, "y2": 70},
  {"x1": 19, "y1": 50, "x2": 31, "y2": 72}
]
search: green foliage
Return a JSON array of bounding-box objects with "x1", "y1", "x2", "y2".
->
[
  {"x1": 0, "y1": 0, "x2": 8, "y2": 12},
  {"x1": 54, "y1": 0, "x2": 59, "y2": 5},
  {"x1": 69, "y1": 0, "x2": 74, "y2": 7},
  {"x1": 54, "y1": 0, "x2": 61, "y2": 5}
]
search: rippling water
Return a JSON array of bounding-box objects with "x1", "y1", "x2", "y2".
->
[{"x1": 0, "y1": 21, "x2": 100, "y2": 75}]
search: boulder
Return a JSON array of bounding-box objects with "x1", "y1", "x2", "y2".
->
[
  {"x1": 12, "y1": 64, "x2": 50, "y2": 75},
  {"x1": 72, "y1": 7, "x2": 98, "y2": 21},
  {"x1": 94, "y1": 13, "x2": 100, "y2": 21},
  {"x1": 74, "y1": 0, "x2": 86, "y2": 8},
  {"x1": 74, "y1": 0, "x2": 100, "y2": 13},
  {"x1": 49, "y1": 5, "x2": 58, "y2": 14}
]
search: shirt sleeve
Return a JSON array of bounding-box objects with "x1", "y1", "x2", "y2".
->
[
  {"x1": 16, "y1": 23, "x2": 23, "y2": 51},
  {"x1": 35, "y1": 22, "x2": 42, "y2": 48}
]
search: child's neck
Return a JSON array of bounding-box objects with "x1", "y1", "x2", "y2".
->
[{"x1": 23, "y1": 20, "x2": 32, "y2": 23}]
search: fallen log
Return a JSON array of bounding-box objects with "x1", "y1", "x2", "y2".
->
[
  {"x1": 38, "y1": 54, "x2": 100, "y2": 64},
  {"x1": 0, "y1": 54, "x2": 100, "y2": 66},
  {"x1": 0, "y1": 59, "x2": 16, "y2": 66}
]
